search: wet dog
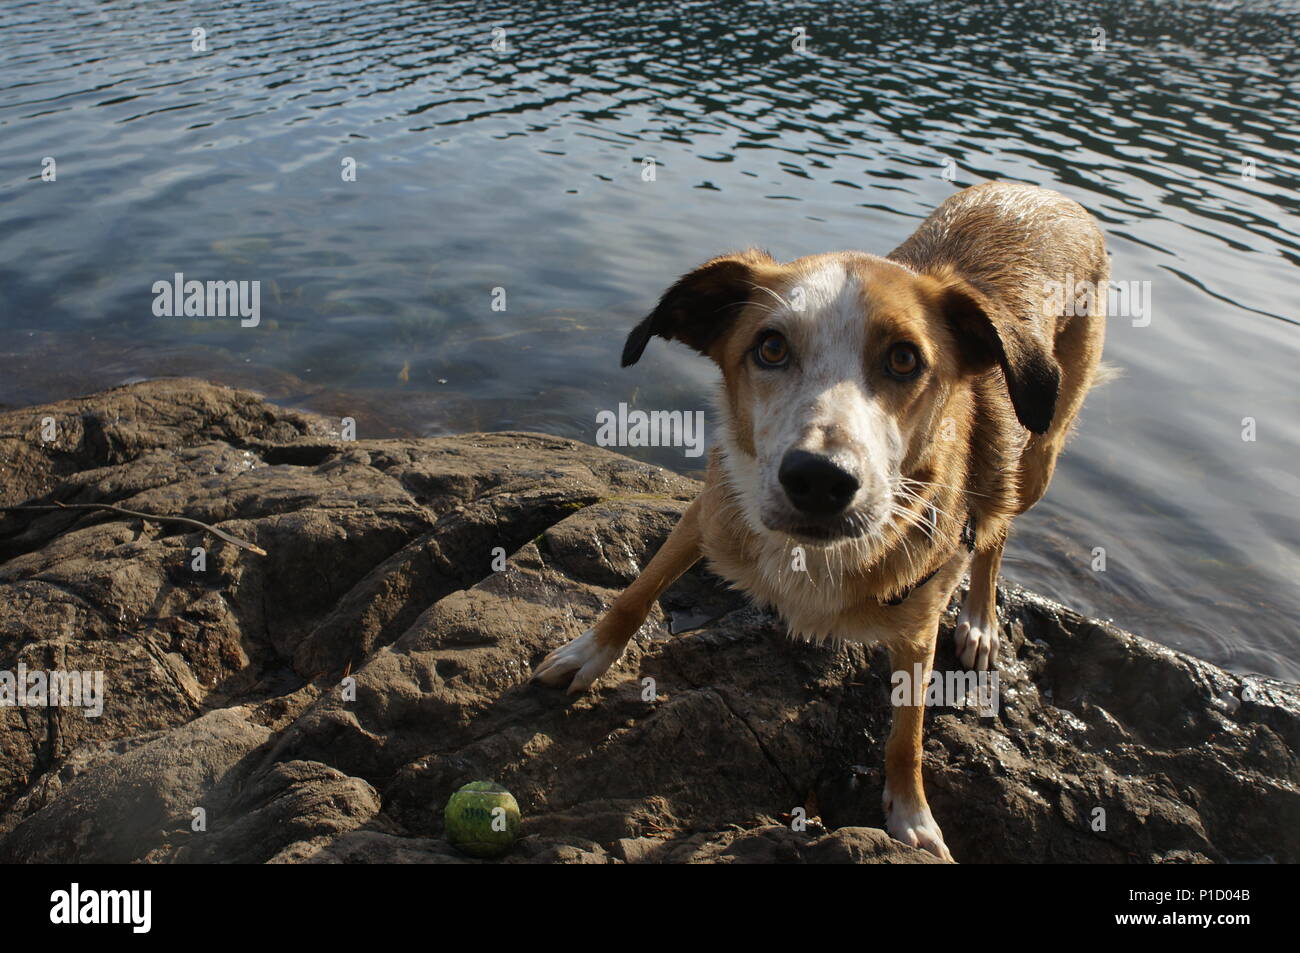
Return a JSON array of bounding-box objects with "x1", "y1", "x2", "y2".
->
[{"x1": 532, "y1": 182, "x2": 1109, "y2": 861}]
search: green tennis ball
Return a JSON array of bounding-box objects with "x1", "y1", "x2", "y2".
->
[{"x1": 444, "y1": 781, "x2": 521, "y2": 858}]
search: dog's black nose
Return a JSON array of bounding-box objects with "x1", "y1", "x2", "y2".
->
[{"x1": 778, "y1": 450, "x2": 860, "y2": 517}]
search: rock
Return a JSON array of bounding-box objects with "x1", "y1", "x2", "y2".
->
[
  {"x1": 0, "y1": 706, "x2": 272, "y2": 863},
  {"x1": 0, "y1": 379, "x2": 1296, "y2": 864}
]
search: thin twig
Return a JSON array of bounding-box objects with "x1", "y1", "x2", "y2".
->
[{"x1": 0, "y1": 502, "x2": 267, "y2": 556}]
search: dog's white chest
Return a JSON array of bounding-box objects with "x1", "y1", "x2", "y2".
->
[{"x1": 702, "y1": 535, "x2": 885, "y2": 644}]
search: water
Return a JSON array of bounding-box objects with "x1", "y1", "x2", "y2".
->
[{"x1": 1, "y1": 0, "x2": 1296, "y2": 678}]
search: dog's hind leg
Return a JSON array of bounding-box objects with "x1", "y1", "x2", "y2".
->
[
  {"x1": 531, "y1": 496, "x2": 703, "y2": 694},
  {"x1": 956, "y1": 300, "x2": 1107, "y2": 671}
]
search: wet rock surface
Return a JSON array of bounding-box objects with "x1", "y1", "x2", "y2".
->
[{"x1": 0, "y1": 379, "x2": 1295, "y2": 864}]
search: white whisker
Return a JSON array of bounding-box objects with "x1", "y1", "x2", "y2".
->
[{"x1": 745, "y1": 281, "x2": 791, "y2": 312}]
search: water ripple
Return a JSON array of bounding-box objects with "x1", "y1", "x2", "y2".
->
[{"x1": 0, "y1": 0, "x2": 1297, "y2": 678}]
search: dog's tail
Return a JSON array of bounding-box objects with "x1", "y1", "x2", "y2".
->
[{"x1": 1090, "y1": 361, "x2": 1123, "y2": 389}]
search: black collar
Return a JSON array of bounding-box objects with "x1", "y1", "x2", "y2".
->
[{"x1": 881, "y1": 514, "x2": 976, "y2": 606}]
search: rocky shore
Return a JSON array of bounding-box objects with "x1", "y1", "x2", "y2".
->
[{"x1": 0, "y1": 379, "x2": 1295, "y2": 863}]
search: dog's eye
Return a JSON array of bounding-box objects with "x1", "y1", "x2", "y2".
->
[
  {"x1": 754, "y1": 331, "x2": 790, "y2": 368},
  {"x1": 885, "y1": 343, "x2": 921, "y2": 379}
]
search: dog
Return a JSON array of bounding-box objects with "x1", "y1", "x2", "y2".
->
[{"x1": 532, "y1": 181, "x2": 1108, "y2": 861}]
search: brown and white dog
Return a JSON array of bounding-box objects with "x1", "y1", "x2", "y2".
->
[{"x1": 532, "y1": 181, "x2": 1108, "y2": 861}]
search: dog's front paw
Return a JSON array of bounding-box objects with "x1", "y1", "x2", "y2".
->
[
  {"x1": 884, "y1": 786, "x2": 954, "y2": 862},
  {"x1": 954, "y1": 605, "x2": 999, "y2": 671},
  {"x1": 531, "y1": 628, "x2": 624, "y2": 694}
]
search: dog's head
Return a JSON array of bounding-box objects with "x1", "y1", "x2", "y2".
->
[{"x1": 624, "y1": 250, "x2": 1058, "y2": 547}]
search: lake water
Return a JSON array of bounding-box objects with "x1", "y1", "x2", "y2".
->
[{"x1": 1, "y1": 0, "x2": 1296, "y2": 678}]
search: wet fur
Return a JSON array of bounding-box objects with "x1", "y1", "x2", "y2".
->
[{"x1": 533, "y1": 181, "x2": 1109, "y2": 860}]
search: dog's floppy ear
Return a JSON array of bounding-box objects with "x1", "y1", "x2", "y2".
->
[
  {"x1": 927, "y1": 267, "x2": 1060, "y2": 434},
  {"x1": 622, "y1": 249, "x2": 776, "y2": 367}
]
